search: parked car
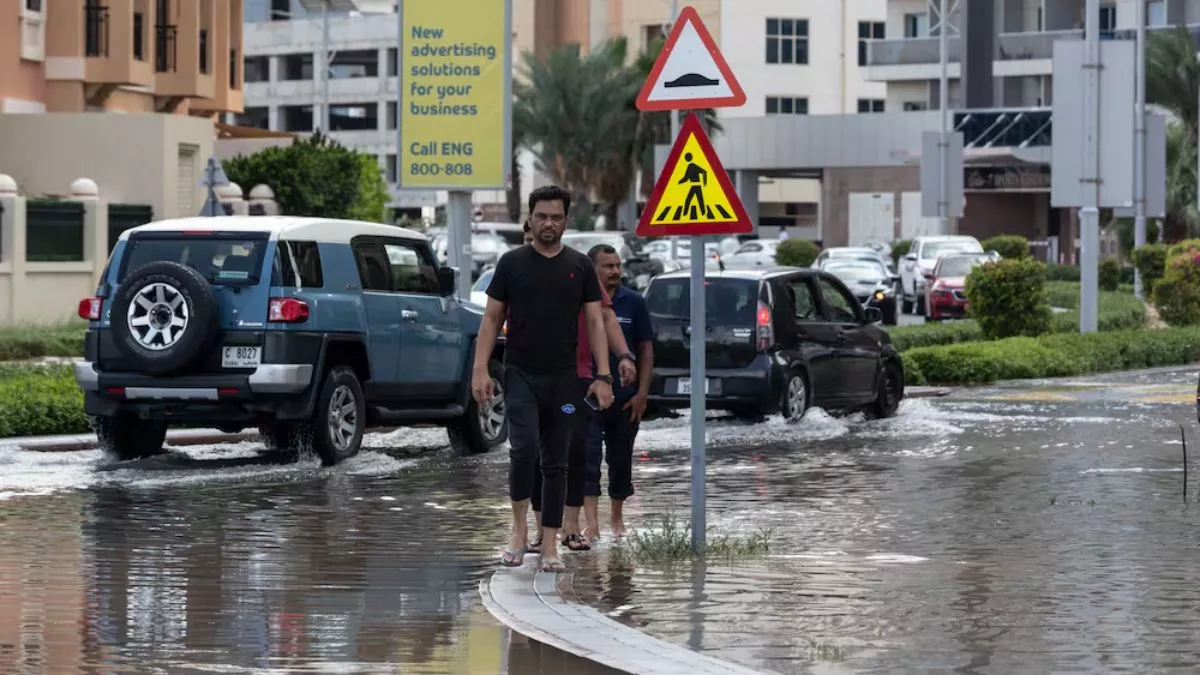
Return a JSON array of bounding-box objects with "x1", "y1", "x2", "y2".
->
[
  {"x1": 73, "y1": 216, "x2": 508, "y2": 465},
  {"x1": 898, "y1": 235, "x2": 984, "y2": 315},
  {"x1": 812, "y1": 246, "x2": 895, "y2": 276},
  {"x1": 643, "y1": 268, "x2": 905, "y2": 421},
  {"x1": 431, "y1": 232, "x2": 510, "y2": 280},
  {"x1": 818, "y1": 258, "x2": 899, "y2": 325},
  {"x1": 474, "y1": 222, "x2": 526, "y2": 248},
  {"x1": 722, "y1": 239, "x2": 781, "y2": 269},
  {"x1": 469, "y1": 265, "x2": 494, "y2": 307},
  {"x1": 924, "y1": 252, "x2": 993, "y2": 321},
  {"x1": 562, "y1": 231, "x2": 667, "y2": 290}
]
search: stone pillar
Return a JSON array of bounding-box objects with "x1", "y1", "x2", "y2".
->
[
  {"x1": 0, "y1": 174, "x2": 24, "y2": 323},
  {"x1": 68, "y1": 177, "x2": 108, "y2": 274},
  {"x1": 248, "y1": 184, "x2": 280, "y2": 216},
  {"x1": 735, "y1": 170, "x2": 760, "y2": 232},
  {"x1": 219, "y1": 182, "x2": 248, "y2": 216}
]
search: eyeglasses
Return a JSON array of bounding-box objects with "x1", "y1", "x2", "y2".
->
[{"x1": 531, "y1": 212, "x2": 566, "y2": 224}]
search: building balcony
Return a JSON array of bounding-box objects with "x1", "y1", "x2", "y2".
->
[
  {"x1": 82, "y1": 3, "x2": 154, "y2": 87},
  {"x1": 244, "y1": 76, "x2": 392, "y2": 106},
  {"x1": 154, "y1": 24, "x2": 214, "y2": 100},
  {"x1": 995, "y1": 24, "x2": 1200, "y2": 77},
  {"x1": 864, "y1": 37, "x2": 962, "y2": 82}
]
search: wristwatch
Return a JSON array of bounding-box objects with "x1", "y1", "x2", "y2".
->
[
  {"x1": 595, "y1": 373, "x2": 614, "y2": 385},
  {"x1": 618, "y1": 352, "x2": 636, "y2": 363}
]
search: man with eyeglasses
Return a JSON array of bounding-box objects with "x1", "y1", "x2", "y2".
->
[{"x1": 472, "y1": 185, "x2": 615, "y2": 573}]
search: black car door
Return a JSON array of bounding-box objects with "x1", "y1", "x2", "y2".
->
[
  {"x1": 772, "y1": 274, "x2": 846, "y2": 407},
  {"x1": 813, "y1": 273, "x2": 879, "y2": 401}
]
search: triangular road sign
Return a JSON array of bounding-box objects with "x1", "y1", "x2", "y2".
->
[
  {"x1": 636, "y1": 6, "x2": 746, "y2": 111},
  {"x1": 637, "y1": 113, "x2": 752, "y2": 237}
]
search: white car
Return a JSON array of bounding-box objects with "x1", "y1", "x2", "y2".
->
[
  {"x1": 722, "y1": 239, "x2": 780, "y2": 269},
  {"x1": 469, "y1": 266, "x2": 494, "y2": 307},
  {"x1": 812, "y1": 246, "x2": 895, "y2": 276},
  {"x1": 899, "y1": 235, "x2": 984, "y2": 315}
]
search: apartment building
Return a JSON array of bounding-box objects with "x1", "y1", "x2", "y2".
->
[{"x1": 0, "y1": 1, "x2": 245, "y2": 220}]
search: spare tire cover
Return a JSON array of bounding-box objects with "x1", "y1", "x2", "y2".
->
[{"x1": 109, "y1": 261, "x2": 219, "y2": 375}]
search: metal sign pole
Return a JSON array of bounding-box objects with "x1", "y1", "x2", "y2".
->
[
  {"x1": 937, "y1": 0, "x2": 950, "y2": 233},
  {"x1": 1133, "y1": 0, "x2": 1146, "y2": 298},
  {"x1": 667, "y1": 0, "x2": 679, "y2": 263},
  {"x1": 1079, "y1": 0, "x2": 1100, "y2": 333},
  {"x1": 688, "y1": 208, "x2": 706, "y2": 555}
]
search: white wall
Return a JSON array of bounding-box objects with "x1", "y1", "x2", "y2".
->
[{"x1": 719, "y1": 0, "x2": 888, "y2": 118}]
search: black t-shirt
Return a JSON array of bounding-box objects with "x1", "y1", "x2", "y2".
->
[{"x1": 486, "y1": 245, "x2": 601, "y2": 374}]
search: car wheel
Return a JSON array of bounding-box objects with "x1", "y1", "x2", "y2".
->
[
  {"x1": 916, "y1": 293, "x2": 927, "y2": 316},
  {"x1": 108, "y1": 261, "x2": 219, "y2": 375},
  {"x1": 448, "y1": 360, "x2": 507, "y2": 454},
  {"x1": 780, "y1": 371, "x2": 809, "y2": 423},
  {"x1": 901, "y1": 295, "x2": 913, "y2": 314},
  {"x1": 306, "y1": 366, "x2": 365, "y2": 466},
  {"x1": 882, "y1": 301, "x2": 898, "y2": 326},
  {"x1": 259, "y1": 423, "x2": 304, "y2": 461},
  {"x1": 93, "y1": 414, "x2": 168, "y2": 461},
  {"x1": 870, "y1": 361, "x2": 904, "y2": 419}
]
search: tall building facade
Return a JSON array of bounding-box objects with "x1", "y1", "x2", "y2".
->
[{"x1": 0, "y1": 0, "x2": 244, "y2": 116}]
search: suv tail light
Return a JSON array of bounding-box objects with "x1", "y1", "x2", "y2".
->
[
  {"x1": 78, "y1": 296, "x2": 102, "y2": 321},
  {"x1": 269, "y1": 298, "x2": 309, "y2": 323},
  {"x1": 755, "y1": 301, "x2": 774, "y2": 351}
]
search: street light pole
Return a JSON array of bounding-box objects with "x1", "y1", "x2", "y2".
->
[
  {"x1": 1079, "y1": 0, "x2": 1101, "y2": 332},
  {"x1": 1133, "y1": 0, "x2": 1146, "y2": 298},
  {"x1": 938, "y1": 0, "x2": 950, "y2": 234},
  {"x1": 320, "y1": 0, "x2": 331, "y2": 133},
  {"x1": 668, "y1": 0, "x2": 680, "y2": 262}
]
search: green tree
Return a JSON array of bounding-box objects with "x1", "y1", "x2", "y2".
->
[
  {"x1": 222, "y1": 132, "x2": 387, "y2": 222},
  {"x1": 1146, "y1": 27, "x2": 1200, "y2": 239}
]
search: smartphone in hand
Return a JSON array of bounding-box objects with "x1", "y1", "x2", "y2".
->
[{"x1": 584, "y1": 393, "x2": 601, "y2": 411}]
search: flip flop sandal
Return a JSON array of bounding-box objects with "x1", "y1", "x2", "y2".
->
[
  {"x1": 539, "y1": 558, "x2": 566, "y2": 573},
  {"x1": 528, "y1": 538, "x2": 542, "y2": 554},
  {"x1": 564, "y1": 534, "x2": 591, "y2": 552},
  {"x1": 499, "y1": 546, "x2": 527, "y2": 567}
]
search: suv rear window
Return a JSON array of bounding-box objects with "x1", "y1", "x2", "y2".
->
[
  {"x1": 271, "y1": 240, "x2": 323, "y2": 288},
  {"x1": 120, "y1": 233, "x2": 269, "y2": 286},
  {"x1": 646, "y1": 277, "x2": 758, "y2": 324}
]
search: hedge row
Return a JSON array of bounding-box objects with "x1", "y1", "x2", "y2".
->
[
  {"x1": 0, "y1": 364, "x2": 89, "y2": 437},
  {"x1": 902, "y1": 326, "x2": 1200, "y2": 385},
  {"x1": 888, "y1": 283, "x2": 1145, "y2": 352},
  {"x1": 0, "y1": 323, "x2": 87, "y2": 361}
]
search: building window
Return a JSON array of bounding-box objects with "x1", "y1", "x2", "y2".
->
[
  {"x1": 26, "y1": 0, "x2": 42, "y2": 11},
  {"x1": 1099, "y1": 5, "x2": 1116, "y2": 36},
  {"x1": 765, "y1": 19, "x2": 808, "y2": 65},
  {"x1": 281, "y1": 105, "x2": 313, "y2": 132},
  {"x1": 234, "y1": 107, "x2": 269, "y2": 129},
  {"x1": 244, "y1": 55, "x2": 269, "y2": 82},
  {"x1": 229, "y1": 48, "x2": 239, "y2": 88},
  {"x1": 330, "y1": 49, "x2": 378, "y2": 79},
  {"x1": 903, "y1": 101, "x2": 927, "y2": 111},
  {"x1": 904, "y1": 13, "x2": 928, "y2": 38},
  {"x1": 1147, "y1": 0, "x2": 1166, "y2": 26},
  {"x1": 387, "y1": 47, "x2": 398, "y2": 76},
  {"x1": 329, "y1": 103, "x2": 379, "y2": 131},
  {"x1": 281, "y1": 53, "x2": 313, "y2": 81},
  {"x1": 387, "y1": 101, "x2": 397, "y2": 129},
  {"x1": 765, "y1": 96, "x2": 808, "y2": 115},
  {"x1": 85, "y1": 3, "x2": 109, "y2": 57},
  {"x1": 857, "y1": 21, "x2": 884, "y2": 66},
  {"x1": 199, "y1": 29, "x2": 209, "y2": 73},
  {"x1": 857, "y1": 99, "x2": 885, "y2": 113},
  {"x1": 641, "y1": 24, "x2": 663, "y2": 50},
  {"x1": 133, "y1": 12, "x2": 145, "y2": 61}
]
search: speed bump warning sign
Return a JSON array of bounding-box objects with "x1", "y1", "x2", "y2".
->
[{"x1": 636, "y1": 112, "x2": 752, "y2": 237}]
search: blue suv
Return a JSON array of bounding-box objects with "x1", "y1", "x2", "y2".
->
[{"x1": 74, "y1": 217, "x2": 508, "y2": 465}]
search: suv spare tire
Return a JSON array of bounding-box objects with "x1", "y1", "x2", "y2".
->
[{"x1": 110, "y1": 261, "x2": 219, "y2": 375}]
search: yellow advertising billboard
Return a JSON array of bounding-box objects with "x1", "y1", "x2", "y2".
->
[{"x1": 398, "y1": 0, "x2": 512, "y2": 190}]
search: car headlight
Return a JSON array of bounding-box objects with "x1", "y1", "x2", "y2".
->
[{"x1": 873, "y1": 290, "x2": 887, "y2": 302}]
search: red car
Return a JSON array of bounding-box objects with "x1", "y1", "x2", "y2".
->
[{"x1": 924, "y1": 253, "x2": 993, "y2": 321}]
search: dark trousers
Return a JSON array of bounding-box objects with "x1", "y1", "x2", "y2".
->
[
  {"x1": 585, "y1": 397, "x2": 638, "y2": 500},
  {"x1": 506, "y1": 366, "x2": 577, "y2": 529},
  {"x1": 532, "y1": 378, "x2": 592, "y2": 521}
]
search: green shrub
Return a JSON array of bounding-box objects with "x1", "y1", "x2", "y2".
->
[
  {"x1": 965, "y1": 258, "x2": 1052, "y2": 339},
  {"x1": 981, "y1": 235, "x2": 1030, "y2": 260},
  {"x1": 1167, "y1": 239, "x2": 1200, "y2": 259},
  {"x1": 775, "y1": 239, "x2": 820, "y2": 267},
  {"x1": 888, "y1": 321, "x2": 984, "y2": 351},
  {"x1": 0, "y1": 364, "x2": 89, "y2": 437},
  {"x1": 900, "y1": 352, "x2": 926, "y2": 386},
  {"x1": 1045, "y1": 264, "x2": 1081, "y2": 282},
  {"x1": 1153, "y1": 249, "x2": 1200, "y2": 326},
  {"x1": 0, "y1": 323, "x2": 86, "y2": 361},
  {"x1": 1132, "y1": 243, "x2": 1168, "y2": 295},
  {"x1": 905, "y1": 326, "x2": 1200, "y2": 384},
  {"x1": 1099, "y1": 258, "x2": 1122, "y2": 291},
  {"x1": 891, "y1": 239, "x2": 912, "y2": 266},
  {"x1": 1115, "y1": 218, "x2": 1162, "y2": 256}
]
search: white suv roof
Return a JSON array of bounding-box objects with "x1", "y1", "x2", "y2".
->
[
  {"x1": 120, "y1": 216, "x2": 425, "y2": 245},
  {"x1": 914, "y1": 235, "x2": 978, "y2": 243}
]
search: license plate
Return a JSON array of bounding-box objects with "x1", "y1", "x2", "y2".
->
[
  {"x1": 677, "y1": 378, "x2": 712, "y2": 395},
  {"x1": 222, "y1": 346, "x2": 261, "y2": 368}
]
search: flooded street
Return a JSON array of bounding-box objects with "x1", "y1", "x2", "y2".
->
[{"x1": 1, "y1": 367, "x2": 1198, "y2": 673}]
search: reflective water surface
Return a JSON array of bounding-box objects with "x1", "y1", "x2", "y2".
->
[{"x1": 0, "y1": 367, "x2": 1197, "y2": 673}]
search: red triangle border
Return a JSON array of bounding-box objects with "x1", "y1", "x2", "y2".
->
[{"x1": 635, "y1": 6, "x2": 747, "y2": 112}]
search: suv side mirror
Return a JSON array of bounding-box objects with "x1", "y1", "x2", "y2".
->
[
  {"x1": 863, "y1": 307, "x2": 882, "y2": 324},
  {"x1": 903, "y1": 253, "x2": 917, "y2": 262},
  {"x1": 436, "y1": 267, "x2": 457, "y2": 297}
]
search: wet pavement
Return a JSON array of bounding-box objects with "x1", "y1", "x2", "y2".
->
[{"x1": 0, "y1": 366, "x2": 1197, "y2": 674}]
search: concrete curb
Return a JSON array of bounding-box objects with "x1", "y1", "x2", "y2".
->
[
  {"x1": 480, "y1": 566, "x2": 768, "y2": 675},
  {"x1": 907, "y1": 386, "x2": 952, "y2": 398},
  {"x1": 3, "y1": 429, "x2": 257, "y2": 453}
]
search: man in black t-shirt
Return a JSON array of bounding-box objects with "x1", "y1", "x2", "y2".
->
[{"x1": 472, "y1": 185, "x2": 615, "y2": 573}]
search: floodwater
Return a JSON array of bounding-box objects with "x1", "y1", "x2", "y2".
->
[{"x1": 0, "y1": 366, "x2": 1196, "y2": 674}]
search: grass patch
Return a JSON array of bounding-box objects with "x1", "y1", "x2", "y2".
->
[
  {"x1": 888, "y1": 282, "x2": 1145, "y2": 352},
  {"x1": 902, "y1": 325, "x2": 1200, "y2": 385},
  {"x1": 623, "y1": 513, "x2": 773, "y2": 563},
  {"x1": 0, "y1": 321, "x2": 87, "y2": 361}
]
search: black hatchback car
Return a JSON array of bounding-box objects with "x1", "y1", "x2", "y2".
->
[{"x1": 644, "y1": 267, "x2": 904, "y2": 421}]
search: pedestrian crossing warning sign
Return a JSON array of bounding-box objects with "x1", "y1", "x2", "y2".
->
[{"x1": 637, "y1": 112, "x2": 753, "y2": 237}]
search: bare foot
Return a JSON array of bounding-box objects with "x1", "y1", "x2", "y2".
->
[{"x1": 610, "y1": 521, "x2": 627, "y2": 539}]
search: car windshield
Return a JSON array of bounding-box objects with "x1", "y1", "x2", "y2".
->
[
  {"x1": 824, "y1": 261, "x2": 887, "y2": 281},
  {"x1": 119, "y1": 234, "x2": 269, "y2": 286},
  {"x1": 646, "y1": 277, "x2": 758, "y2": 324},
  {"x1": 922, "y1": 240, "x2": 981, "y2": 259},
  {"x1": 472, "y1": 235, "x2": 505, "y2": 254},
  {"x1": 471, "y1": 268, "x2": 494, "y2": 293},
  {"x1": 938, "y1": 255, "x2": 987, "y2": 277}
]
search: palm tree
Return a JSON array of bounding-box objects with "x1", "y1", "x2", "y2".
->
[{"x1": 1145, "y1": 27, "x2": 1200, "y2": 238}]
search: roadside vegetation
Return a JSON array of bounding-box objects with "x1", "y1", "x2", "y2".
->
[
  {"x1": 0, "y1": 322, "x2": 86, "y2": 361},
  {"x1": 622, "y1": 514, "x2": 773, "y2": 564}
]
